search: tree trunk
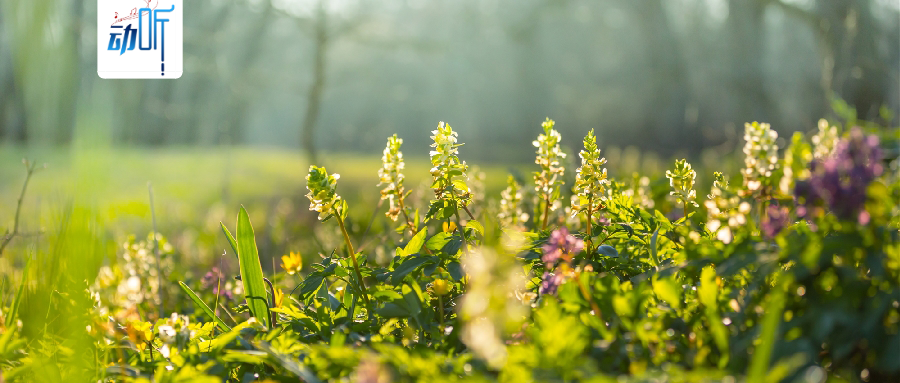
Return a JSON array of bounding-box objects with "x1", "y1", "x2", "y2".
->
[
  {"x1": 728, "y1": 0, "x2": 775, "y2": 125},
  {"x1": 632, "y1": 0, "x2": 694, "y2": 153},
  {"x1": 301, "y1": 1, "x2": 328, "y2": 166},
  {"x1": 816, "y1": 0, "x2": 887, "y2": 120}
]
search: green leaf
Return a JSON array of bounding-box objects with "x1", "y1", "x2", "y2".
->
[
  {"x1": 376, "y1": 302, "x2": 410, "y2": 318},
  {"x1": 426, "y1": 232, "x2": 452, "y2": 252},
  {"x1": 651, "y1": 275, "x2": 682, "y2": 311},
  {"x1": 699, "y1": 266, "x2": 729, "y2": 367},
  {"x1": 402, "y1": 228, "x2": 428, "y2": 256},
  {"x1": 235, "y1": 206, "x2": 270, "y2": 328},
  {"x1": 649, "y1": 229, "x2": 660, "y2": 267},
  {"x1": 443, "y1": 237, "x2": 463, "y2": 255},
  {"x1": 465, "y1": 220, "x2": 484, "y2": 235},
  {"x1": 220, "y1": 222, "x2": 239, "y2": 260},
  {"x1": 654, "y1": 209, "x2": 673, "y2": 231},
  {"x1": 300, "y1": 274, "x2": 325, "y2": 299},
  {"x1": 748, "y1": 274, "x2": 791, "y2": 382},
  {"x1": 391, "y1": 256, "x2": 431, "y2": 285},
  {"x1": 178, "y1": 281, "x2": 231, "y2": 332},
  {"x1": 447, "y1": 261, "x2": 464, "y2": 281},
  {"x1": 596, "y1": 245, "x2": 618, "y2": 257}
]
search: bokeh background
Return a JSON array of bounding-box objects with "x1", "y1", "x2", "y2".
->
[{"x1": 1, "y1": 0, "x2": 898, "y2": 270}]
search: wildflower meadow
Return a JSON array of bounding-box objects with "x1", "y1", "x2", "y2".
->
[{"x1": 1, "y1": 116, "x2": 898, "y2": 383}]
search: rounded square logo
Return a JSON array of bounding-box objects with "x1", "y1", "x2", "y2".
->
[{"x1": 97, "y1": 0, "x2": 183, "y2": 79}]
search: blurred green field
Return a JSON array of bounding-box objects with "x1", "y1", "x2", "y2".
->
[{"x1": 0, "y1": 145, "x2": 515, "y2": 271}]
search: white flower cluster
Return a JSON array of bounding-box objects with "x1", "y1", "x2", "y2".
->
[
  {"x1": 429, "y1": 122, "x2": 470, "y2": 204},
  {"x1": 377, "y1": 134, "x2": 406, "y2": 221},
  {"x1": 498, "y1": 175, "x2": 528, "y2": 229},
  {"x1": 741, "y1": 122, "x2": 780, "y2": 192},
  {"x1": 571, "y1": 129, "x2": 609, "y2": 219},
  {"x1": 306, "y1": 165, "x2": 343, "y2": 220},
  {"x1": 533, "y1": 118, "x2": 566, "y2": 209},
  {"x1": 704, "y1": 173, "x2": 749, "y2": 244},
  {"x1": 812, "y1": 119, "x2": 839, "y2": 159}
]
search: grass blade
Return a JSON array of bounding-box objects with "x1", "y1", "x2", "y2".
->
[
  {"x1": 178, "y1": 281, "x2": 231, "y2": 332},
  {"x1": 235, "y1": 206, "x2": 270, "y2": 328},
  {"x1": 5, "y1": 257, "x2": 30, "y2": 327},
  {"x1": 221, "y1": 222, "x2": 239, "y2": 260}
]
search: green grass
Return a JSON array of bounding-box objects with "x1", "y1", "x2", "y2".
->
[{"x1": 0, "y1": 145, "x2": 513, "y2": 268}]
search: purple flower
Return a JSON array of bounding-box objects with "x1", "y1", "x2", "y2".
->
[
  {"x1": 539, "y1": 271, "x2": 564, "y2": 295},
  {"x1": 201, "y1": 267, "x2": 233, "y2": 300},
  {"x1": 541, "y1": 227, "x2": 584, "y2": 264},
  {"x1": 794, "y1": 128, "x2": 883, "y2": 225},
  {"x1": 762, "y1": 204, "x2": 789, "y2": 238}
]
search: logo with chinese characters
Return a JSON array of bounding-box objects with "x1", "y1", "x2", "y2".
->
[{"x1": 97, "y1": 0, "x2": 182, "y2": 79}]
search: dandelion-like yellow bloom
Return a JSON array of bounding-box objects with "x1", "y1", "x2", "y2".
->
[
  {"x1": 281, "y1": 252, "x2": 303, "y2": 275},
  {"x1": 125, "y1": 319, "x2": 153, "y2": 350},
  {"x1": 431, "y1": 279, "x2": 453, "y2": 296},
  {"x1": 443, "y1": 221, "x2": 458, "y2": 233}
]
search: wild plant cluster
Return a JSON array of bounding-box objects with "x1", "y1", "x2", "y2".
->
[{"x1": 1, "y1": 118, "x2": 899, "y2": 383}]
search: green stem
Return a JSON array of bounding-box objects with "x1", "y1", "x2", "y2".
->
[
  {"x1": 585, "y1": 200, "x2": 593, "y2": 254},
  {"x1": 449, "y1": 189, "x2": 469, "y2": 254},
  {"x1": 336, "y1": 213, "x2": 371, "y2": 310},
  {"x1": 438, "y1": 295, "x2": 445, "y2": 330},
  {"x1": 541, "y1": 196, "x2": 551, "y2": 230}
]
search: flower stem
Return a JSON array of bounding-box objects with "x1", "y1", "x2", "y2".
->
[
  {"x1": 574, "y1": 270, "x2": 603, "y2": 322},
  {"x1": 541, "y1": 196, "x2": 551, "y2": 230},
  {"x1": 438, "y1": 295, "x2": 445, "y2": 330},
  {"x1": 398, "y1": 197, "x2": 417, "y2": 235},
  {"x1": 336, "y1": 213, "x2": 371, "y2": 310},
  {"x1": 585, "y1": 200, "x2": 593, "y2": 253}
]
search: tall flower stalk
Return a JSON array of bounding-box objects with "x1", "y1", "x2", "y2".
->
[
  {"x1": 533, "y1": 118, "x2": 567, "y2": 230},
  {"x1": 498, "y1": 175, "x2": 528, "y2": 230},
  {"x1": 571, "y1": 129, "x2": 608, "y2": 250},
  {"x1": 741, "y1": 121, "x2": 780, "y2": 196},
  {"x1": 378, "y1": 134, "x2": 415, "y2": 233},
  {"x1": 305, "y1": 165, "x2": 371, "y2": 308},
  {"x1": 428, "y1": 122, "x2": 472, "y2": 249},
  {"x1": 666, "y1": 159, "x2": 698, "y2": 219}
]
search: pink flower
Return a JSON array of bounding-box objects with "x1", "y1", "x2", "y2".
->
[{"x1": 541, "y1": 227, "x2": 584, "y2": 265}]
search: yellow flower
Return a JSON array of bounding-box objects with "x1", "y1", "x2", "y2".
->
[
  {"x1": 431, "y1": 279, "x2": 453, "y2": 296},
  {"x1": 442, "y1": 221, "x2": 457, "y2": 233},
  {"x1": 281, "y1": 252, "x2": 303, "y2": 275},
  {"x1": 125, "y1": 320, "x2": 153, "y2": 350},
  {"x1": 273, "y1": 287, "x2": 285, "y2": 308}
]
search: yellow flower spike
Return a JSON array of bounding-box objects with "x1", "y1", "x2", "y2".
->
[
  {"x1": 281, "y1": 252, "x2": 303, "y2": 275},
  {"x1": 432, "y1": 279, "x2": 453, "y2": 296},
  {"x1": 442, "y1": 221, "x2": 457, "y2": 233}
]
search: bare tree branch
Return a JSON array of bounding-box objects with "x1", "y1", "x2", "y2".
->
[{"x1": 0, "y1": 159, "x2": 41, "y2": 256}]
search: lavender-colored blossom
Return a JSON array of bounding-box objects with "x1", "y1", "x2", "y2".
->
[
  {"x1": 794, "y1": 128, "x2": 883, "y2": 224},
  {"x1": 539, "y1": 271, "x2": 564, "y2": 295},
  {"x1": 201, "y1": 267, "x2": 233, "y2": 300},
  {"x1": 762, "y1": 204, "x2": 789, "y2": 238},
  {"x1": 541, "y1": 227, "x2": 584, "y2": 264}
]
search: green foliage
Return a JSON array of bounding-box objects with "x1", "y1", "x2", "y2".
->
[{"x1": 1, "y1": 118, "x2": 899, "y2": 382}]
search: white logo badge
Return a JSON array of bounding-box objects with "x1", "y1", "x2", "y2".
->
[{"x1": 97, "y1": 0, "x2": 182, "y2": 79}]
